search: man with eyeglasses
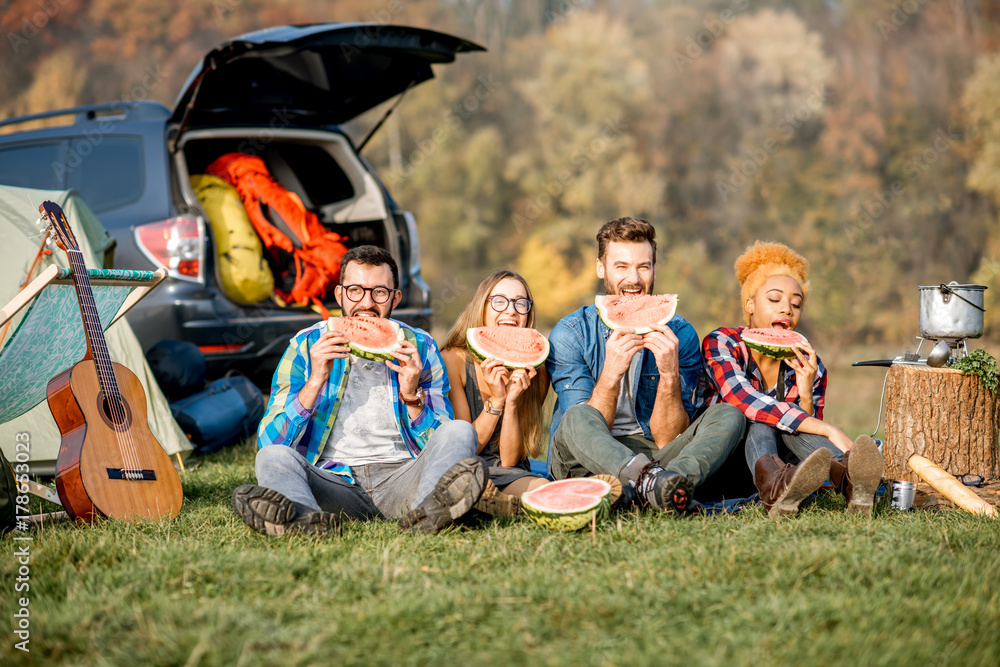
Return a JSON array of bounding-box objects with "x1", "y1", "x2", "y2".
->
[
  {"x1": 233, "y1": 245, "x2": 484, "y2": 536},
  {"x1": 547, "y1": 217, "x2": 745, "y2": 513}
]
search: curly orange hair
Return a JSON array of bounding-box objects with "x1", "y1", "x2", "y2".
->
[{"x1": 735, "y1": 241, "x2": 810, "y2": 325}]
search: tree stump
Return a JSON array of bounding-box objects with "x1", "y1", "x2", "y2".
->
[{"x1": 884, "y1": 364, "x2": 999, "y2": 482}]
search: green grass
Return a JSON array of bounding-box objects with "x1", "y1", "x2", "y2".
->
[{"x1": 3, "y1": 443, "x2": 999, "y2": 666}]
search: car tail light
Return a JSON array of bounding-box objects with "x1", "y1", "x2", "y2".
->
[
  {"x1": 197, "y1": 343, "x2": 247, "y2": 355},
  {"x1": 134, "y1": 216, "x2": 205, "y2": 283}
]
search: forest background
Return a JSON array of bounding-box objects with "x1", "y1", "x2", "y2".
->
[{"x1": 4, "y1": 0, "x2": 1000, "y2": 435}]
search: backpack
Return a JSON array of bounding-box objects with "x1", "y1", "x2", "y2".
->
[
  {"x1": 170, "y1": 377, "x2": 266, "y2": 454},
  {"x1": 190, "y1": 174, "x2": 275, "y2": 305},
  {"x1": 205, "y1": 153, "x2": 349, "y2": 317}
]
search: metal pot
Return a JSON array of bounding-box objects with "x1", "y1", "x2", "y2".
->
[{"x1": 918, "y1": 282, "x2": 987, "y2": 340}]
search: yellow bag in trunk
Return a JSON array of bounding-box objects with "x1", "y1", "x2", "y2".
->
[{"x1": 190, "y1": 174, "x2": 274, "y2": 304}]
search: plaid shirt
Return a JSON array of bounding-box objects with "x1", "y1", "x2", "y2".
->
[
  {"x1": 256, "y1": 318, "x2": 453, "y2": 484},
  {"x1": 700, "y1": 326, "x2": 825, "y2": 433}
]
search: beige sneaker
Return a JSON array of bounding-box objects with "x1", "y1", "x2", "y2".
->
[{"x1": 472, "y1": 479, "x2": 523, "y2": 517}]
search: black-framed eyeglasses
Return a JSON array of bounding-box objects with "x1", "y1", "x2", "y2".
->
[
  {"x1": 488, "y1": 295, "x2": 533, "y2": 315},
  {"x1": 341, "y1": 284, "x2": 396, "y2": 304}
]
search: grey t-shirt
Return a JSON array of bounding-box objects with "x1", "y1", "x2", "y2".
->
[
  {"x1": 610, "y1": 352, "x2": 643, "y2": 437},
  {"x1": 319, "y1": 355, "x2": 409, "y2": 467}
]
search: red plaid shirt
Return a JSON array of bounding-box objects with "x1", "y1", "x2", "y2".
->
[{"x1": 700, "y1": 326, "x2": 826, "y2": 433}]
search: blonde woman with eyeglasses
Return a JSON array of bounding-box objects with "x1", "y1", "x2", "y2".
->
[{"x1": 440, "y1": 270, "x2": 552, "y2": 515}]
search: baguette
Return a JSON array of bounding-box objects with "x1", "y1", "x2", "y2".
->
[{"x1": 907, "y1": 455, "x2": 998, "y2": 517}]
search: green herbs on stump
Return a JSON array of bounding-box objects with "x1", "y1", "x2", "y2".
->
[{"x1": 951, "y1": 349, "x2": 999, "y2": 395}]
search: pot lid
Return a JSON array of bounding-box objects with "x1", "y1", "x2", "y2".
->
[
  {"x1": 918, "y1": 282, "x2": 988, "y2": 291},
  {"x1": 171, "y1": 23, "x2": 485, "y2": 128}
]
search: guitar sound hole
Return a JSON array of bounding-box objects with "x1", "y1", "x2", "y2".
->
[
  {"x1": 102, "y1": 397, "x2": 126, "y2": 425},
  {"x1": 96, "y1": 392, "x2": 132, "y2": 431}
]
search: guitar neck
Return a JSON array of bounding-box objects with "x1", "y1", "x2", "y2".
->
[{"x1": 66, "y1": 248, "x2": 120, "y2": 399}]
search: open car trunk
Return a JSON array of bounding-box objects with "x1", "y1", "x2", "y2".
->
[{"x1": 176, "y1": 128, "x2": 409, "y2": 310}]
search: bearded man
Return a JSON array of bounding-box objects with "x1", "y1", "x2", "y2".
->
[{"x1": 547, "y1": 217, "x2": 745, "y2": 512}]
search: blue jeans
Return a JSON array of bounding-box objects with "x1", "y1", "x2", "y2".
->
[
  {"x1": 744, "y1": 422, "x2": 843, "y2": 484},
  {"x1": 550, "y1": 402, "x2": 745, "y2": 487},
  {"x1": 255, "y1": 420, "x2": 477, "y2": 520}
]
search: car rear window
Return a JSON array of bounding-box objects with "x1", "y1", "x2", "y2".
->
[{"x1": 0, "y1": 136, "x2": 144, "y2": 214}]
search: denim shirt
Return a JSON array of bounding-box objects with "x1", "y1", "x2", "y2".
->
[{"x1": 546, "y1": 304, "x2": 703, "y2": 443}]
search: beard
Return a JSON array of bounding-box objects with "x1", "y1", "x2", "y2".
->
[{"x1": 603, "y1": 278, "x2": 652, "y2": 296}]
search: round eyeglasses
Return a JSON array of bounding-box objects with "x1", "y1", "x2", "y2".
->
[
  {"x1": 341, "y1": 284, "x2": 396, "y2": 304},
  {"x1": 488, "y1": 295, "x2": 533, "y2": 315}
]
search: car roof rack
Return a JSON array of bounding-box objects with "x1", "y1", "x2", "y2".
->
[{"x1": 0, "y1": 101, "x2": 170, "y2": 130}]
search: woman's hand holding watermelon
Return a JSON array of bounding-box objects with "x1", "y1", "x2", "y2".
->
[
  {"x1": 480, "y1": 357, "x2": 511, "y2": 405},
  {"x1": 787, "y1": 340, "x2": 819, "y2": 414},
  {"x1": 505, "y1": 366, "x2": 536, "y2": 407}
]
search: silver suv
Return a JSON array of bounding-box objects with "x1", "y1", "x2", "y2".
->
[{"x1": 0, "y1": 23, "x2": 483, "y2": 385}]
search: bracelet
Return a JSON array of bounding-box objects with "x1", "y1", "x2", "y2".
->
[{"x1": 484, "y1": 398, "x2": 503, "y2": 416}]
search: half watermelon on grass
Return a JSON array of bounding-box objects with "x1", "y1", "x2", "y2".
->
[
  {"x1": 741, "y1": 327, "x2": 808, "y2": 360},
  {"x1": 467, "y1": 326, "x2": 550, "y2": 369},
  {"x1": 327, "y1": 316, "x2": 404, "y2": 362},
  {"x1": 595, "y1": 294, "x2": 678, "y2": 334},
  {"x1": 521, "y1": 478, "x2": 613, "y2": 531}
]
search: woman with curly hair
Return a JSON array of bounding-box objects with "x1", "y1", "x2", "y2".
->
[{"x1": 701, "y1": 242, "x2": 883, "y2": 517}]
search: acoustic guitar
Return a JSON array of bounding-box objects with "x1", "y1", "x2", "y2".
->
[{"x1": 41, "y1": 201, "x2": 183, "y2": 522}]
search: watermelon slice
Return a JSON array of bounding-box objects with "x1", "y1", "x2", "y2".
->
[
  {"x1": 521, "y1": 478, "x2": 613, "y2": 531},
  {"x1": 595, "y1": 294, "x2": 678, "y2": 334},
  {"x1": 741, "y1": 327, "x2": 807, "y2": 360},
  {"x1": 327, "y1": 316, "x2": 404, "y2": 362},
  {"x1": 466, "y1": 326, "x2": 550, "y2": 369}
]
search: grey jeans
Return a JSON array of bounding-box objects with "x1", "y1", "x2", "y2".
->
[
  {"x1": 550, "y1": 402, "x2": 746, "y2": 487},
  {"x1": 254, "y1": 420, "x2": 478, "y2": 520},
  {"x1": 744, "y1": 422, "x2": 843, "y2": 484}
]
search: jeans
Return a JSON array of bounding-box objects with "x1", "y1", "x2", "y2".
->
[
  {"x1": 744, "y1": 422, "x2": 843, "y2": 484},
  {"x1": 550, "y1": 402, "x2": 746, "y2": 487},
  {"x1": 254, "y1": 420, "x2": 478, "y2": 520}
]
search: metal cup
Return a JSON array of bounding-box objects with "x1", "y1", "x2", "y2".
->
[{"x1": 891, "y1": 480, "x2": 916, "y2": 510}]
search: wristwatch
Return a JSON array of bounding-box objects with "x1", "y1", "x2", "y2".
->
[
  {"x1": 484, "y1": 397, "x2": 503, "y2": 416},
  {"x1": 400, "y1": 387, "x2": 425, "y2": 409}
]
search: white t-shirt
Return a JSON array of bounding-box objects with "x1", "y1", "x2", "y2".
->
[{"x1": 319, "y1": 355, "x2": 410, "y2": 467}]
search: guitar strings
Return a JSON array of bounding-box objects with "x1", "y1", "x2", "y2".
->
[
  {"x1": 71, "y1": 249, "x2": 143, "y2": 476},
  {"x1": 75, "y1": 268, "x2": 139, "y2": 471}
]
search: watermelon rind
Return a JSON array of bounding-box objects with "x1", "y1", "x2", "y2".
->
[
  {"x1": 595, "y1": 294, "x2": 678, "y2": 335},
  {"x1": 521, "y1": 478, "x2": 612, "y2": 532},
  {"x1": 466, "y1": 327, "x2": 550, "y2": 369},
  {"x1": 741, "y1": 328, "x2": 807, "y2": 360},
  {"x1": 327, "y1": 317, "x2": 404, "y2": 362}
]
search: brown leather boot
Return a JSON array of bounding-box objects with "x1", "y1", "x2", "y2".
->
[
  {"x1": 828, "y1": 436, "x2": 884, "y2": 516},
  {"x1": 754, "y1": 448, "x2": 832, "y2": 518}
]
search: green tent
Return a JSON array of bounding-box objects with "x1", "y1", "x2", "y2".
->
[{"x1": 0, "y1": 186, "x2": 192, "y2": 474}]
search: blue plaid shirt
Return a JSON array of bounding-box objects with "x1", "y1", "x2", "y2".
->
[{"x1": 256, "y1": 318, "x2": 454, "y2": 484}]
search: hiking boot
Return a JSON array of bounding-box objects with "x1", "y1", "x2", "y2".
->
[
  {"x1": 473, "y1": 479, "x2": 522, "y2": 517},
  {"x1": 232, "y1": 484, "x2": 340, "y2": 537},
  {"x1": 398, "y1": 457, "x2": 487, "y2": 534},
  {"x1": 828, "y1": 435, "x2": 884, "y2": 516},
  {"x1": 647, "y1": 469, "x2": 694, "y2": 514},
  {"x1": 754, "y1": 449, "x2": 831, "y2": 518}
]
